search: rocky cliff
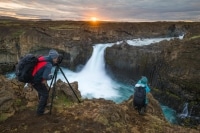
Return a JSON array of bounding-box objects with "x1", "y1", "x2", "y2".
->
[
  {"x1": 0, "y1": 20, "x2": 200, "y2": 128},
  {"x1": 105, "y1": 37, "x2": 200, "y2": 126}
]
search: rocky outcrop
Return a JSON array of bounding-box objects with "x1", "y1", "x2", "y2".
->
[
  {"x1": 105, "y1": 37, "x2": 200, "y2": 126},
  {"x1": 0, "y1": 75, "x2": 199, "y2": 133},
  {"x1": 0, "y1": 75, "x2": 81, "y2": 120},
  {"x1": 0, "y1": 75, "x2": 25, "y2": 119}
]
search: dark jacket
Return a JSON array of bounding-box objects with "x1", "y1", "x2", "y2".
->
[{"x1": 32, "y1": 56, "x2": 53, "y2": 83}]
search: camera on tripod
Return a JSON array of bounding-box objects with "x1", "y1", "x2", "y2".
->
[
  {"x1": 55, "y1": 54, "x2": 63, "y2": 66},
  {"x1": 49, "y1": 53, "x2": 81, "y2": 114}
]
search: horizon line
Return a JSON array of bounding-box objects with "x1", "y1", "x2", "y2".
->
[{"x1": 0, "y1": 15, "x2": 198, "y2": 23}]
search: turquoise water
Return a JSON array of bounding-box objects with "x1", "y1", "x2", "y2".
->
[
  {"x1": 5, "y1": 72, "x2": 16, "y2": 79},
  {"x1": 161, "y1": 105, "x2": 178, "y2": 124}
]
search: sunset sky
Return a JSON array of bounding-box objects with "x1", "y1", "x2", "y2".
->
[{"x1": 0, "y1": 0, "x2": 199, "y2": 22}]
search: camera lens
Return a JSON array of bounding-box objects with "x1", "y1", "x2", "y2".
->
[{"x1": 56, "y1": 54, "x2": 63, "y2": 65}]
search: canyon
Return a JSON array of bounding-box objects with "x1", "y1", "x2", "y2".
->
[{"x1": 0, "y1": 20, "x2": 199, "y2": 131}]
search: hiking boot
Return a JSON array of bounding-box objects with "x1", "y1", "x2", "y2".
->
[
  {"x1": 139, "y1": 107, "x2": 145, "y2": 115},
  {"x1": 37, "y1": 110, "x2": 50, "y2": 116},
  {"x1": 46, "y1": 103, "x2": 51, "y2": 107},
  {"x1": 43, "y1": 110, "x2": 50, "y2": 114}
]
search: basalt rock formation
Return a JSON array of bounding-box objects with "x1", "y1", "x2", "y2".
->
[
  {"x1": 0, "y1": 20, "x2": 200, "y2": 128},
  {"x1": 105, "y1": 37, "x2": 200, "y2": 126}
]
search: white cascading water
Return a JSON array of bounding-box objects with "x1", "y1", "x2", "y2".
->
[
  {"x1": 178, "y1": 102, "x2": 189, "y2": 118},
  {"x1": 72, "y1": 44, "x2": 120, "y2": 99}
]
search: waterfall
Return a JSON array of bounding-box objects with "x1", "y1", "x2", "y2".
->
[
  {"x1": 67, "y1": 43, "x2": 121, "y2": 100},
  {"x1": 178, "y1": 103, "x2": 189, "y2": 118},
  {"x1": 79, "y1": 44, "x2": 113, "y2": 76}
]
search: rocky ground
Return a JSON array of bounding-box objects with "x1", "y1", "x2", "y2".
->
[
  {"x1": 0, "y1": 99, "x2": 199, "y2": 133},
  {"x1": 0, "y1": 76, "x2": 199, "y2": 133}
]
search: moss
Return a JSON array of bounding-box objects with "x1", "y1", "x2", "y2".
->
[
  {"x1": 49, "y1": 24, "x2": 80, "y2": 30},
  {"x1": 106, "y1": 127, "x2": 112, "y2": 132},
  {"x1": 190, "y1": 101, "x2": 198, "y2": 106},
  {"x1": 166, "y1": 91, "x2": 181, "y2": 100},
  {"x1": 182, "y1": 118, "x2": 191, "y2": 126},
  {"x1": 52, "y1": 94, "x2": 74, "y2": 113},
  {"x1": 0, "y1": 21, "x2": 20, "y2": 26},
  {"x1": 12, "y1": 30, "x2": 25, "y2": 37},
  {"x1": 152, "y1": 88, "x2": 161, "y2": 93},
  {"x1": 55, "y1": 93, "x2": 73, "y2": 107},
  {"x1": 95, "y1": 116, "x2": 109, "y2": 125},
  {"x1": 170, "y1": 78, "x2": 200, "y2": 93},
  {"x1": 0, "y1": 113, "x2": 8, "y2": 122},
  {"x1": 113, "y1": 122, "x2": 122, "y2": 128},
  {"x1": 14, "y1": 99, "x2": 22, "y2": 106},
  {"x1": 13, "y1": 98, "x2": 27, "y2": 111}
]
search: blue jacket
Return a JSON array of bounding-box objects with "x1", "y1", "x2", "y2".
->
[
  {"x1": 32, "y1": 56, "x2": 53, "y2": 83},
  {"x1": 134, "y1": 79, "x2": 151, "y2": 104}
]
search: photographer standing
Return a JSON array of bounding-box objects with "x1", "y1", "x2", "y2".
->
[{"x1": 31, "y1": 49, "x2": 59, "y2": 116}]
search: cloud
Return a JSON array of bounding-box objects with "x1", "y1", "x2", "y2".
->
[{"x1": 0, "y1": 0, "x2": 199, "y2": 21}]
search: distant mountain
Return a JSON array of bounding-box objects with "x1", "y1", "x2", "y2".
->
[
  {"x1": 0, "y1": 15, "x2": 51, "y2": 21},
  {"x1": 0, "y1": 16, "x2": 19, "y2": 20}
]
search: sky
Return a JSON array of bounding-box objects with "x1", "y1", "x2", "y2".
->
[{"x1": 0, "y1": 0, "x2": 200, "y2": 22}]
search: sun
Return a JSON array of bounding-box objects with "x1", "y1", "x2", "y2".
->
[{"x1": 91, "y1": 17, "x2": 98, "y2": 22}]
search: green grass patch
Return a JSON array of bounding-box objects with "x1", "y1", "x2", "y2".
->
[
  {"x1": 12, "y1": 30, "x2": 25, "y2": 37},
  {"x1": 0, "y1": 20, "x2": 11, "y2": 24},
  {"x1": 166, "y1": 91, "x2": 181, "y2": 100},
  {"x1": 0, "y1": 21, "x2": 20, "y2": 26},
  {"x1": 14, "y1": 99, "x2": 22, "y2": 106},
  {"x1": 55, "y1": 93, "x2": 73, "y2": 107},
  {"x1": 152, "y1": 88, "x2": 161, "y2": 93},
  {"x1": 49, "y1": 24, "x2": 80, "y2": 30},
  {"x1": 0, "y1": 113, "x2": 8, "y2": 122},
  {"x1": 52, "y1": 93, "x2": 74, "y2": 113}
]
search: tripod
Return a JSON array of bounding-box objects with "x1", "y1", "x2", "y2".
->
[{"x1": 48, "y1": 64, "x2": 81, "y2": 115}]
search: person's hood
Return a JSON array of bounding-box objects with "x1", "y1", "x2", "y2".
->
[{"x1": 140, "y1": 76, "x2": 148, "y2": 84}]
